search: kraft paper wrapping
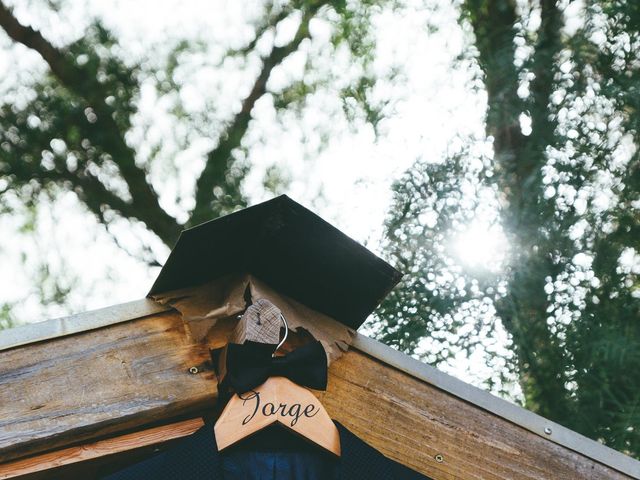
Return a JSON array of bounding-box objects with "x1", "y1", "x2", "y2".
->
[{"x1": 150, "y1": 274, "x2": 355, "y2": 364}]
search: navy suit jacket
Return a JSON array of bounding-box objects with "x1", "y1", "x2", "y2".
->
[{"x1": 102, "y1": 419, "x2": 432, "y2": 479}]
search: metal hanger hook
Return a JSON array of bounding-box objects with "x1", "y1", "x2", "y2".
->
[{"x1": 272, "y1": 313, "x2": 289, "y2": 357}]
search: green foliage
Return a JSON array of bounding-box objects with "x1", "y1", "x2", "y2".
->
[
  {"x1": 0, "y1": 0, "x2": 393, "y2": 327},
  {"x1": 0, "y1": 303, "x2": 16, "y2": 330},
  {"x1": 0, "y1": 22, "x2": 136, "y2": 207},
  {"x1": 378, "y1": 0, "x2": 640, "y2": 457},
  {"x1": 262, "y1": 163, "x2": 292, "y2": 195},
  {"x1": 4, "y1": 0, "x2": 637, "y2": 459}
]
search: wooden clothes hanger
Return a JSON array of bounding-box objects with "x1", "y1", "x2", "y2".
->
[{"x1": 214, "y1": 311, "x2": 341, "y2": 457}]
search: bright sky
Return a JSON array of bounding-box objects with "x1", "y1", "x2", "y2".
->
[{"x1": 0, "y1": 0, "x2": 510, "y2": 389}]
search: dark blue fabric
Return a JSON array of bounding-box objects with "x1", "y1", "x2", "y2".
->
[
  {"x1": 219, "y1": 425, "x2": 338, "y2": 479},
  {"x1": 221, "y1": 449, "x2": 336, "y2": 479},
  {"x1": 101, "y1": 420, "x2": 432, "y2": 480}
]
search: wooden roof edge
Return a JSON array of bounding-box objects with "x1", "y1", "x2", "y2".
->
[
  {"x1": 1, "y1": 299, "x2": 638, "y2": 479},
  {"x1": 0, "y1": 298, "x2": 168, "y2": 352},
  {"x1": 353, "y1": 334, "x2": 640, "y2": 479}
]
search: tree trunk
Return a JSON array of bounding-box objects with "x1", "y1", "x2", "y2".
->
[{"x1": 465, "y1": 0, "x2": 570, "y2": 421}]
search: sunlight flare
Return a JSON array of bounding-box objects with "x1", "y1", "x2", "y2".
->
[{"x1": 452, "y1": 221, "x2": 508, "y2": 270}]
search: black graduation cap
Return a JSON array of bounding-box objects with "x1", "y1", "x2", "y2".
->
[{"x1": 148, "y1": 195, "x2": 402, "y2": 329}]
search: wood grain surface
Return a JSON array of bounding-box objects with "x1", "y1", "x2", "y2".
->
[
  {"x1": 0, "y1": 310, "x2": 633, "y2": 479},
  {"x1": 0, "y1": 311, "x2": 214, "y2": 463},
  {"x1": 0, "y1": 418, "x2": 204, "y2": 479},
  {"x1": 325, "y1": 350, "x2": 629, "y2": 479},
  {"x1": 215, "y1": 376, "x2": 341, "y2": 456}
]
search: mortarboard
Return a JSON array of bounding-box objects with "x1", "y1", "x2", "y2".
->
[{"x1": 148, "y1": 195, "x2": 402, "y2": 329}]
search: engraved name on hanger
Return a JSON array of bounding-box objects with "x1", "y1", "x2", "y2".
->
[{"x1": 239, "y1": 390, "x2": 319, "y2": 427}]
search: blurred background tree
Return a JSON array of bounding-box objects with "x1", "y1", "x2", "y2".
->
[
  {"x1": 0, "y1": 0, "x2": 391, "y2": 321},
  {"x1": 376, "y1": 0, "x2": 640, "y2": 457},
  {"x1": 0, "y1": 0, "x2": 638, "y2": 460}
]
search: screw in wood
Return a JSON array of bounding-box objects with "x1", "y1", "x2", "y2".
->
[
  {"x1": 544, "y1": 427, "x2": 552, "y2": 435},
  {"x1": 435, "y1": 454, "x2": 444, "y2": 463},
  {"x1": 189, "y1": 366, "x2": 199, "y2": 374}
]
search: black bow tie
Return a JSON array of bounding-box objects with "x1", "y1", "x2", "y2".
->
[{"x1": 211, "y1": 341, "x2": 328, "y2": 394}]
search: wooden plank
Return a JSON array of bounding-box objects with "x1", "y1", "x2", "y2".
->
[
  {"x1": 0, "y1": 418, "x2": 204, "y2": 479},
  {"x1": 0, "y1": 311, "x2": 215, "y2": 463},
  {"x1": 0, "y1": 299, "x2": 170, "y2": 352},
  {"x1": 353, "y1": 334, "x2": 640, "y2": 478},
  {"x1": 0, "y1": 311, "x2": 635, "y2": 479},
  {"x1": 2, "y1": 301, "x2": 637, "y2": 477},
  {"x1": 325, "y1": 350, "x2": 633, "y2": 480}
]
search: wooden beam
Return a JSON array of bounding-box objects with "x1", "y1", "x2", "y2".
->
[
  {"x1": 0, "y1": 311, "x2": 636, "y2": 479},
  {"x1": 353, "y1": 334, "x2": 640, "y2": 476},
  {"x1": 3, "y1": 300, "x2": 638, "y2": 477},
  {"x1": 324, "y1": 350, "x2": 633, "y2": 479},
  {"x1": 0, "y1": 310, "x2": 214, "y2": 463},
  {"x1": 0, "y1": 299, "x2": 169, "y2": 352},
  {"x1": 0, "y1": 418, "x2": 204, "y2": 479}
]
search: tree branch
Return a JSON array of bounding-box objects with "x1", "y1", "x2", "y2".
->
[
  {"x1": 0, "y1": 2, "x2": 72, "y2": 83},
  {"x1": 189, "y1": 5, "x2": 321, "y2": 226},
  {"x1": 228, "y1": 3, "x2": 293, "y2": 57},
  {"x1": 0, "y1": 1, "x2": 182, "y2": 246}
]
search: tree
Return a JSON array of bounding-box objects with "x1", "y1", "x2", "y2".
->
[
  {"x1": 0, "y1": 0, "x2": 389, "y2": 321},
  {"x1": 377, "y1": 0, "x2": 640, "y2": 457}
]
